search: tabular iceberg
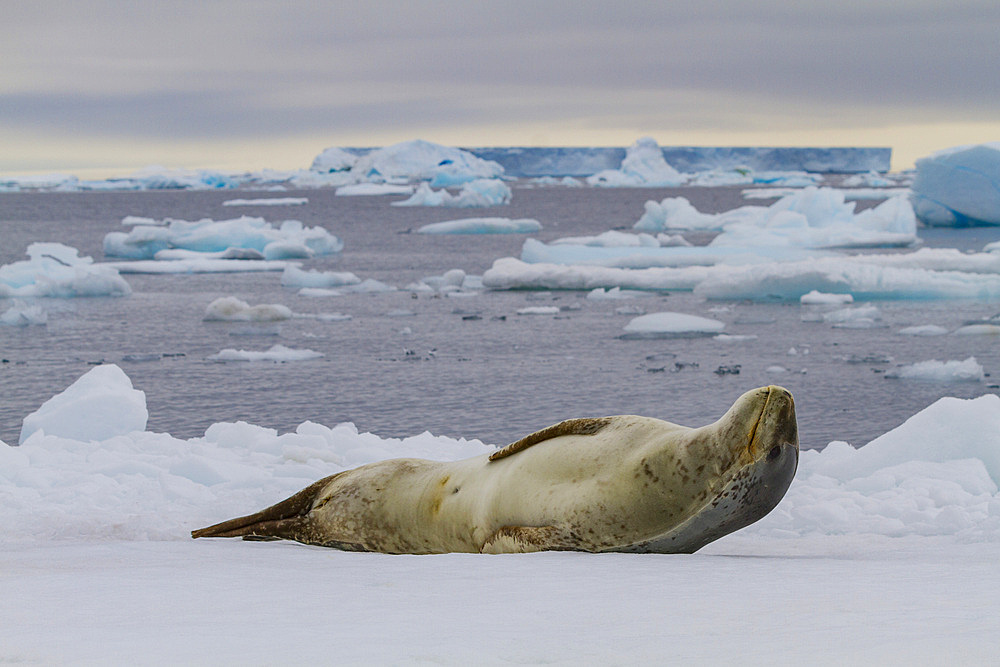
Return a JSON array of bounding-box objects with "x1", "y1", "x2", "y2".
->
[{"x1": 910, "y1": 143, "x2": 1000, "y2": 226}]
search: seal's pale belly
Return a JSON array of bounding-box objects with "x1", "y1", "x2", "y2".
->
[{"x1": 193, "y1": 386, "x2": 799, "y2": 554}]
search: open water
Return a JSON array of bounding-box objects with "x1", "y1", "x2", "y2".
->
[{"x1": 2, "y1": 185, "x2": 1000, "y2": 449}]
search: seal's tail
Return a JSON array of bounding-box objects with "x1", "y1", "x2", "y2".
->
[{"x1": 191, "y1": 473, "x2": 340, "y2": 540}]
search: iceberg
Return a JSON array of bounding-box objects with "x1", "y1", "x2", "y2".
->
[
  {"x1": 345, "y1": 139, "x2": 504, "y2": 184},
  {"x1": 103, "y1": 216, "x2": 343, "y2": 260},
  {"x1": 309, "y1": 146, "x2": 360, "y2": 173},
  {"x1": 910, "y1": 143, "x2": 1000, "y2": 226},
  {"x1": 392, "y1": 179, "x2": 512, "y2": 208},
  {"x1": 19, "y1": 364, "x2": 147, "y2": 444},
  {"x1": 1, "y1": 243, "x2": 131, "y2": 298},
  {"x1": 1, "y1": 300, "x2": 47, "y2": 326},
  {"x1": 885, "y1": 357, "x2": 985, "y2": 382},
  {"x1": 416, "y1": 217, "x2": 541, "y2": 234},
  {"x1": 586, "y1": 137, "x2": 685, "y2": 187}
]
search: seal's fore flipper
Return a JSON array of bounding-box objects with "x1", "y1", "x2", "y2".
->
[
  {"x1": 480, "y1": 525, "x2": 580, "y2": 554},
  {"x1": 191, "y1": 471, "x2": 344, "y2": 540},
  {"x1": 488, "y1": 417, "x2": 612, "y2": 462}
]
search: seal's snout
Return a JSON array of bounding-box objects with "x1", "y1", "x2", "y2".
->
[{"x1": 747, "y1": 385, "x2": 798, "y2": 461}]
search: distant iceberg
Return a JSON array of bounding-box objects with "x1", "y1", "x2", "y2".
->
[
  {"x1": 586, "y1": 137, "x2": 685, "y2": 187},
  {"x1": 910, "y1": 143, "x2": 1000, "y2": 226},
  {"x1": 342, "y1": 139, "x2": 504, "y2": 185}
]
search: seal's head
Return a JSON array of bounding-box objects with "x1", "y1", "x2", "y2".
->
[{"x1": 639, "y1": 385, "x2": 799, "y2": 553}]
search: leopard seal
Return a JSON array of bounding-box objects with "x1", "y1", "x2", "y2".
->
[{"x1": 192, "y1": 385, "x2": 798, "y2": 554}]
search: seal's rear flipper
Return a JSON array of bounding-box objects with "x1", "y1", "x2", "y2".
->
[{"x1": 191, "y1": 472, "x2": 342, "y2": 540}]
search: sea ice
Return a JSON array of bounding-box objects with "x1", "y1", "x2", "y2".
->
[
  {"x1": 392, "y1": 179, "x2": 512, "y2": 207},
  {"x1": 103, "y1": 216, "x2": 343, "y2": 260},
  {"x1": 280, "y1": 266, "x2": 362, "y2": 289},
  {"x1": 516, "y1": 306, "x2": 560, "y2": 315},
  {"x1": 910, "y1": 143, "x2": 1000, "y2": 226},
  {"x1": 335, "y1": 183, "x2": 415, "y2": 196},
  {"x1": 222, "y1": 198, "x2": 308, "y2": 206},
  {"x1": 622, "y1": 312, "x2": 725, "y2": 338},
  {"x1": 885, "y1": 357, "x2": 985, "y2": 382},
  {"x1": 416, "y1": 217, "x2": 541, "y2": 234},
  {"x1": 0, "y1": 300, "x2": 47, "y2": 326},
  {"x1": 586, "y1": 137, "x2": 685, "y2": 187},
  {"x1": 208, "y1": 344, "x2": 324, "y2": 362},
  {"x1": 0, "y1": 243, "x2": 131, "y2": 298},
  {"x1": 800, "y1": 290, "x2": 853, "y2": 305},
  {"x1": 19, "y1": 364, "x2": 147, "y2": 444},
  {"x1": 899, "y1": 324, "x2": 949, "y2": 336},
  {"x1": 203, "y1": 297, "x2": 292, "y2": 322}
]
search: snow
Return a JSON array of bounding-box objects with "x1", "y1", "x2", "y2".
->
[
  {"x1": 586, "y1": 137, "x2": 686, "y2": 187},
  {"x1": 103, "y1": 216, "x2": 343, "y2": 260},
  {"x1": 207, "y1": 344, "x2": 324, "y2": 362},
  {"x1": 885, "y1": 357, "x2": 985, "y2": 382},
  {"x1": 391, "y1": 179, "x2": 512, "y2": 208},
  {"x1": 622, "y1": 312, "x2": 725, "y2": 338},
  {"x1": 335, "y1": 183, "x2": 415, "y2": 196},
  {"x1": 910, "y1": 143, "x2": 1000, "y2": 226},
  {"x1": 2, "y1": 368, "x2": 999, "y2": 664},
  {"x1": 0, "y1": 242, "x2": 132, "y2": 298},
  {"x1": 222, "y1": 197, "x2": 308, "y2": 206},
  {"x1": 416, "y1": 217, "x2": 541, "y2": 234},
  {"x1": 203, "y1": 297, "x2": 292, "y2": 322}
]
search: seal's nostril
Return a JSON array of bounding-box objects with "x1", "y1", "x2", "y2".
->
[{"x1": 767, "y1": 445, "x2": 781, "y2": 461}]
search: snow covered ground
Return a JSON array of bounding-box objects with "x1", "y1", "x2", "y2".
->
[{"x1": 2, "y1": 367, "x2": 999, "y2": 664}]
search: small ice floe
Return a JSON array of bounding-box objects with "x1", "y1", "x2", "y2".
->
[
  {"x1": 766, "y1": 365, "x2": 789, "y2": 373},
  {"x1": 297, "y1": 287, "x2": 343, "y2": 297},
  {"x1": 885, "y1": 356, "x2": 984, "y2": 382},
  {"x1": 391, "y1": 179, "x2": 512, "y2": 208},
  {"x1": 953, "y1": 323, "x2": 1000, "y2": 336},
  {"x1": 208, "y1": 344, "x2": 324, "y2": 362},
  {"x1": 121, "y1": 215, "x2": 162, "y2": 226},
  {"x1": 203, "y1": 297, "x2": 292, "y2": 322},
  {"x1": 335, "y1": 183, "x2": 414, "y2": 196},
  {"x1": 820, "y1": 305, "x2": 882, "y2": 328},
  {"x1": 621, "y1": 312, "x2": 725, "y2": 339},
  {"x1": 586, "y1": 287, "x2": 652, "y2": 300},
  {"x1": 714, "y1": 334, "x2": 758, "y2": 342},
  {"x1": 517, "y1": 306, "x2": 560, "y2": 315},
  {"x1": 294, "y1": 313, "x2": 352, "y2": 322},
  {"x1": 407, "y1": 269, "x2": 482, "y2": 296},
  {"x1": 800, "y1": 290, "x2": 853, "y2": 305},
  {"x1": 416, "y1": 217, "x2": 541, "y2": 234},
  {"x1": 0, "y1": 300, "x2": 47, "y2": 326},
  {"x1": 898, "y1": 324, "x2": 949, "y2": 336},
  {"x1": 222, "y1": 198, "x2": 308, "y2": 206},
  {"x1": 281, "y1": 266, "x2": 361, "y2": 289}
]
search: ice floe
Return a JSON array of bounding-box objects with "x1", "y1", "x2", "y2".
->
[
  {"x1": 280, "y1": 266, "x2": 362, "y2": 289},
  {"x1": 103, "y1": 216, "x2": 343, "y2": 260},
  {"x1": 1, "y1": 300, "x2": 47, "y2": 326},
  {"x1": 911, "y1": 143, "x2": 1000, "y2": 226},
  {"x1": 885, "y1": 357, "x2": 985, "y2": 382},
  {"x1": 208, "y1": 344, "x2": 324, "y2": 363},
  {"x1": 203, "y1": 297, "x2": 292, "y2": 322},
  {"x1": 1, "y1": 243, "x2": 131, "y2": 298},
  {"x1": 621, "y1": 312, "x2": 725, "y2": 338},
  {"x1": 416, "y1": 217, "x2": 541, "y2": 234},
  {"x1": 899, "y1": 324, "x2": 949, "y2": 336},
  {"x1": 335, "y1": 183, "x2": 415, "y2": 196},
  {"x1": 222, "y1": 197, "x2": 308, "y2": 206},
  {"x1": 392, "y1": 179, "x2": 512, "y2": 207}
]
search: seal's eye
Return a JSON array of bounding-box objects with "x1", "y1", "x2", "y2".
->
[{"x1": 767, "y1": 445, "x2": 782, "y2": 461}]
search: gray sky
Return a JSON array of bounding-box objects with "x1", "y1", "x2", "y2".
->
[{"x1": 2, "y1": 0, "x2": 998, "y2": 175}]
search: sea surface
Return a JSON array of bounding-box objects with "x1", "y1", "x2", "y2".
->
[{"x1": 2, "y1": 185, "x2": 1000, "y2": 449}]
